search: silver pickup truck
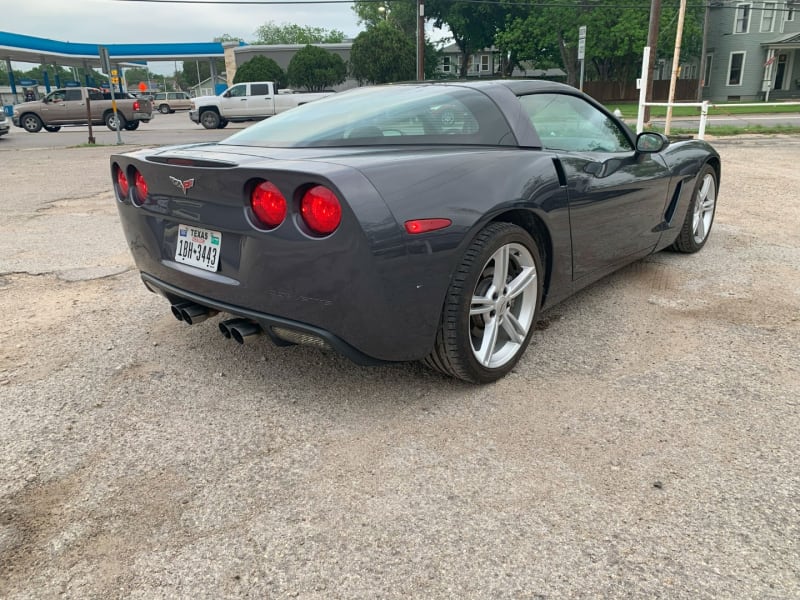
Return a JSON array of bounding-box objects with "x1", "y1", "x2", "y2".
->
[{"x1": 13, "y1": 87, "x2": 153, "y2": 133}]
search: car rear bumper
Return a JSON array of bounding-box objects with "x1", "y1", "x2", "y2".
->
[{"x1": 140, "y1": 272, "x2": 385, "y2": 365}]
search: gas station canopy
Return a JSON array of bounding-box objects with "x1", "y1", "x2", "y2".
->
[{"x1": 0, "y1": 30, "x2": 238, "y2": 69}]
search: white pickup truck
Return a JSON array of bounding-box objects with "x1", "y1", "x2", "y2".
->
[{"x1": 189, "y1": 82, "x2": 332, "y2": 129}]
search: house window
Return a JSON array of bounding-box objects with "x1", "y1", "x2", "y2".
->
[
  {"x1": 761, "y1": 2, "x2": 776, "y2": 31},
  {"x1": 735, "y1": 4, "x2": 752, "y2": 32},
  {"x1": 787, "y1": 2, "x2": 795, "y2": 21},
  {"x1": 681, "y1": 64, "x2": 698, "y2": 79},
  {"x1": 480, "y1": 55, "x2": 490, "y2": 72},
  {"x1": 728, "y1": 52, "x2": 746, "y2": 85},
  {"x1": 442, "y1": 56, "x2": 451, "y2": 73},
  {"x1": 703, "y1": 54, "x2": 713, "y2": 87}
]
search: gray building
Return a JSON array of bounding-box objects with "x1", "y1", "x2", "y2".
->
[
  {"x1": 226, "y1": 43, "x2": 358, "y2": 92},
  {"x1": 704, "y1": 0, "x2": 800, "y2": 101}
]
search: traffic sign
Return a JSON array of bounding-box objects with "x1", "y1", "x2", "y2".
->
[
  {"x1": 98, "y1": 46, "x2": 111, "y2": 75},
  {"x1": 578, "y1": 26, "x2": 587, "y2": 61}
]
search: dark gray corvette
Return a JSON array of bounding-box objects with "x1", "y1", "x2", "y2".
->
[{"x1": 111, "y1": 80, "x2": 720, "y2": 383}]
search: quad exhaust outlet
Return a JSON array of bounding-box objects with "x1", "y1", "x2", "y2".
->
[
  {"x1": 219, "y1": 318, "x2": 262, "y2": 344},
  {"x1": 170, "y1": 302, "x2": 218, "y2": 325}
]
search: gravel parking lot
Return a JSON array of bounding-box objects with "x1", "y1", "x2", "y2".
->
[{"x1": 0, "y1": 129, "x2": 798, "y2": 598}]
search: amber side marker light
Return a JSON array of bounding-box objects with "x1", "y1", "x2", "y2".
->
[{"x1": 405, "y1": 218, "x2": 452, "y2": 234}]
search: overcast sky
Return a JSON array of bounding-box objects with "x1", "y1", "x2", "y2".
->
[{"x1": 4, "y1": 0, "x2": 369, "y2": 74}]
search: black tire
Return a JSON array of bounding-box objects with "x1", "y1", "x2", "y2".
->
[
  {"x1": 124, "y1": 121, "x2": 140, "y2": 131},
  {"x1": 217, "y1": 118, "x2": 229, "y2": 129},
  {"x1": 670, "y1": 164, "x2": 718, "y2": 254},
  {"x1": 159, "y1": 104, "x2": 171, "y2": 114},
  {"x1": 200, "y1": 110, "x2": 220, "y2": 129},
  {"x1": 424, "y1": 222, "x2": 543, "y2": 383},
  {"x1": 20, "y1": 113, "x2": 43, "y2": 133},
  {"x1": 44, "y1": 125, "x2": 61, "y2": 133},
  {"x1": 105, "y1": 112, "x2": 127, "y2": 131}
]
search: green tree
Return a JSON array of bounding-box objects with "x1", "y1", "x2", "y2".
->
[
  {"x1": 233, "y1": 55, "x2": 286, "y2": 87},
  {"x1": 350, "y1": 22, "x2": 416, "y2": 84},
  {"x1": 253, "y1": 21, "x2": 345, "y2": 45},
  {"x1": 287, "y1": 45, "x2": 347, "y2": 91},
  {"x1": 178, "y1": 59, "x2": 225, "y2": 88},
  {"x1": 352, "y1": 1, "x2": 417, "y2": 38},
  {"x1": 426, "y1": 0, "x2": 509, "y2": 77},
  {"x1": 495, "y1": 0, "x2": 704, "y2": 90}
]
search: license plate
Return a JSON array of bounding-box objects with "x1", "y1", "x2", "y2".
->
[{"x1": 174, "y1": 224, "x2": 222, "y2": 272}]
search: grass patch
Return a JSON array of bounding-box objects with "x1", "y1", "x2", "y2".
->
[{"x1": 608, "y1": 102, "x2": 800, "y2": 119}]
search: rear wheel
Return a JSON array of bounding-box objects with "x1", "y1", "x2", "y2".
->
[
  {"x1": 424, "y1": 222, "x2": 542, "y2": 383},
  {"x1": 44, "y1": 125, "x2": 61, "y2": 133},
  {"x1": 124, "y1": 121, "x2": 140, "y2": 131},
  {"x1": 105, "y1": 112, "x2": 127, "y2": 131},
  {"x1": 159, "y1": 104, "x2": 170, "y2": 114},
  {"x1": 21, "y1": 113, "x2": 43, "y2": 133},
  {"x1": 670, "y1": 164, "x2": 718, "y2": 253},
  {"x1": 200, "y1": 110, "x2": 220, "y2": 129}
]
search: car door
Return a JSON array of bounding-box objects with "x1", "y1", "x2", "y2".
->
[
  {"x1": 61, "y1": 88, "x2": 87, "y2": 122},
  {"x1": 39, "y1": 89, "x2": 69, "y2": 124},
  {"x1": 519, "y1": 93, "x2": 672, "y2": 281},
  {"x1": 246, "y1": 83, "x2": 273, "y2": 116},
  {"x1": 219, "y1": 83, "x2": 249, "y2": 116}
]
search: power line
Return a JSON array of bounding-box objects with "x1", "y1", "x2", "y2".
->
[{"x1": 110, "y1": 0, "x2": 715, "y2": 8}]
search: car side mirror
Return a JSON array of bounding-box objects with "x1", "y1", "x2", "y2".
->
[
  {"x1": 636, "y1": 132, "x2": 669, "y2": 153},
  {"x1": 223, "y1": 91, "x2": 231, "y2": 98}
]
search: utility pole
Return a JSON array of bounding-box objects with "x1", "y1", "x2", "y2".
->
[
  {"x1": 696, "y1": 2, "x2": 710, "y2": 101},
  {"x1": 644, "y1": 0, "x2": 661, "y2": 125},
  {"x1": 664, "y1": 0, "x2": 687, "y2": 135},
  {"x1": 417, "y1": 0, "x2": 425, "y2": 80}
]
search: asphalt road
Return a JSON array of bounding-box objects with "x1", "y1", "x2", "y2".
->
[
  {"x1": 0, "y1": 124, "x2": 798, "y2": 598},
  {"x1": 3, "y1": 109, "x2": 800, "y2": 150},
  {"x1": 1, "y1": 110, "x2": 247, "y2": 149}
]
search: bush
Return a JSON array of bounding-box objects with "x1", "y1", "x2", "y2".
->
[
  {"x1": 287, "y1": 45, "x2": 346, "y2": 92},
  {"x1": 233, "y1": 56, "x2": 286, "y2": 88}
]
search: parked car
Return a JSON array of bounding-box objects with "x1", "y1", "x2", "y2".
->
[
  {"x1": 13, "y1": 87, "x2": 153, "y2": 132},
  {"x1": 153, "y1": 91, "x2": 192, "y2": 114},
  {"x1": 111, "y1": 80, "x2": 720, "y2": 383},
  {"x1": 0, "y1": 111, "x2": 9, "y2": 137}
]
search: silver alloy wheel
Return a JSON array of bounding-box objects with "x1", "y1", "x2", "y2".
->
[
  {"x1": 469, "y1": 242, "x2": 538, "y2": 368},
  {"x1": 107, "y1": 114, "x2": 120, "y2": 129},
  {"x1": 692, "y1": 172, "x2": 716, "y2": 244}
]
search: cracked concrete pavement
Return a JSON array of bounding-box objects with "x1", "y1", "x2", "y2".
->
[{"x1": 0, "y1": 134, "x2": 798, "y2": 598}]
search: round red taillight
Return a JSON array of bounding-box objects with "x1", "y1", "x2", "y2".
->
[
  {"x1": 250, "y1": 181, "x2": 287, "y2": 228},
  {"x1": 115, "y1": 165, "x2": 129, "y2": 198},
  {"x1": 300, "y1": 185, "x2": 342, "y2": 235},
  {"x1": 133, "y1": 170, "x2": 148, "y2": 205}
]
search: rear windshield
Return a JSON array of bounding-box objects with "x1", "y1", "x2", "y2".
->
[{"x1": 223, "y1": 85, "x2": 516, "y2": 148}]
